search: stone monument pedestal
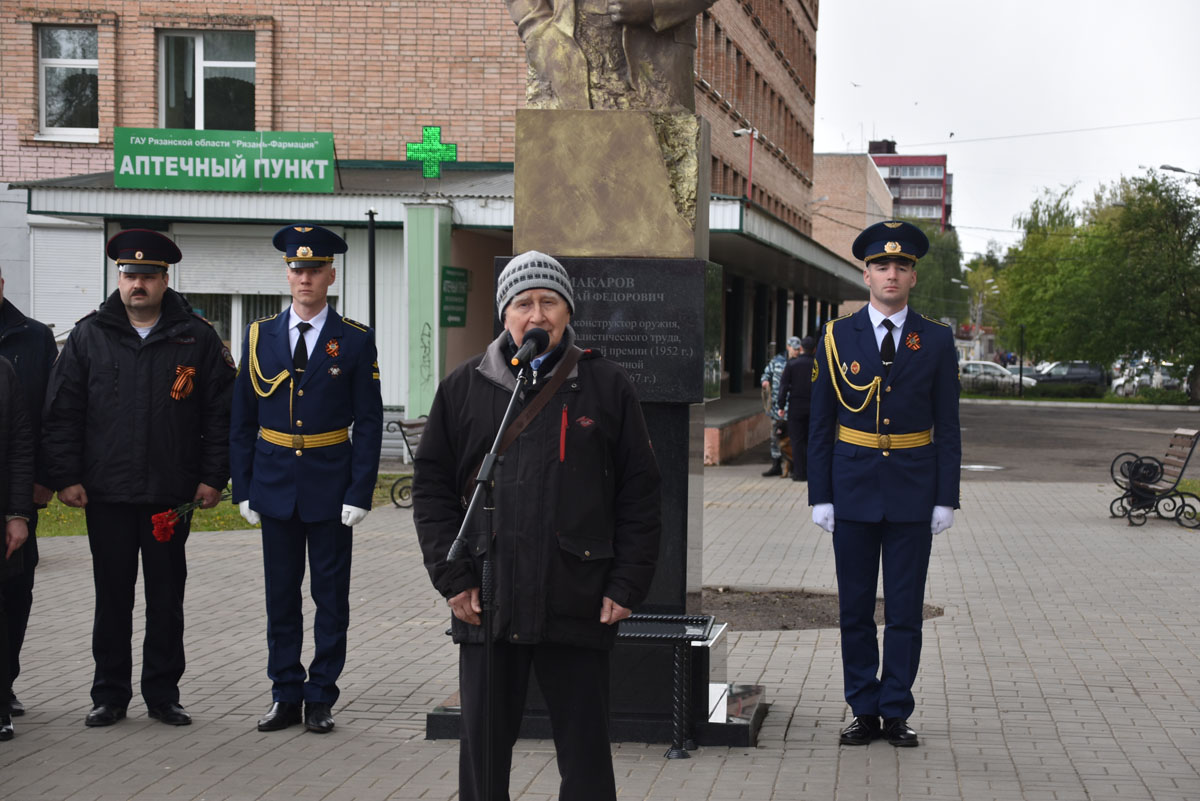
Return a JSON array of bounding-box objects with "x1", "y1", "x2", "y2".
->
[{"x1": 424, "y1": 108, "x2": 765, "y2": 749}]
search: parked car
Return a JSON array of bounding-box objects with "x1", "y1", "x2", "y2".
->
[
  {"x1": 1005, "y1": 365, "x2": 1038, "y2": 384},
  {"x1": 1035, "y1": 361, "x2": 1108, "y2": 386},
  {"x1": 959, "y1": 360, "x2": 1035, "y2": 392}
]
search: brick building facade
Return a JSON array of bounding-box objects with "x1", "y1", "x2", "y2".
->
[{"x1": 2, "y1": 0, "x2": 862, "y2": 426}]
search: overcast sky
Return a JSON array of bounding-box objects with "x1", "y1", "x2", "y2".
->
[{"x1": 813, "y1": 0, "x2": 1200, "y2": 263}]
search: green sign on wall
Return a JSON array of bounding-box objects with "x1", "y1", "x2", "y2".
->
[
  {"x1": 440, "y1": 266, "x2": 469, "y2": 327},
  {"x1": 113, "y1": 128, "x2": 335, "y2": 193}
]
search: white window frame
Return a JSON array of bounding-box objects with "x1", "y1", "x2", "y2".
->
[
  {"x1": 37, "y1": 26, "x2": 99, "y2": 143},
  {"x1": 157, "y1": 31, "x2": 255, "y2": 131}
]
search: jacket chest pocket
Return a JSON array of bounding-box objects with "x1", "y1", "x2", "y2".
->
[{"x1": 554, "y1": 412, "x2": 614, "y2": 537}]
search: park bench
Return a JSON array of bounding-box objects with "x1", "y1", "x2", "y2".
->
[
  {"x1": 384, "y1": 417, "x2": 425, "y2": 508},
  {"x1": 1109, "y1": 428, "x2": 1200, "y2": 528}
]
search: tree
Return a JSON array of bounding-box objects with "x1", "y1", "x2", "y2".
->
[
  {"x1": 907, "y1": 222, "x2": 966, "y2": 323},
  {"x1": 1000, "y1": 172, "x2": 1200, "y2": 397}
]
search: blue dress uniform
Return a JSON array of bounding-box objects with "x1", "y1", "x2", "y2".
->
[
  {"x1": 808, "y1": 222, "x2": 961, "y2": 728},
  {"x1": 229, "y1": 226, "x2": 382, "y2": 711}
]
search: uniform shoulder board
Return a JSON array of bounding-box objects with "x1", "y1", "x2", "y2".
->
[
  {"x1": 74, "y1": 309, "x2": 98, "y2": 325},
  {"x1": 579, "y1": 347, "x2": 602, "y2": 360},
  {"x1": 252, "y1": 312, "x2": 280, "y2": 324},
  {"x1": 191, "y1": 311, "x2": 215, "y2": 327},
  {"x1": 341, "y1": 316, "x2": 369, "y2": 332},
  {"x1": 920, "y1": 314, "x2": 951, "y2": 328},
  {"x1": 825, "y1": 312, "x2": 853, "y2": 331}
]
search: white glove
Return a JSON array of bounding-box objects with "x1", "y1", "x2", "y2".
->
[
  {"x1": 238, "y1": 500, "x2": 261, "y2": 526},
  {"x1": 812, "y1": 503, "x2": 835, "y2": 533},
  {"x1": 341, "y1": 504, "x2": 369, "y2": 527},
  {"x1": 931, "y1": 506, "x2": 954, "y2": 535}
]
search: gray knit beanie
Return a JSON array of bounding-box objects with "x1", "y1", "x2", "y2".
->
[{"x1": 496, "y1": 250, "x2": 575, "y2": 321}]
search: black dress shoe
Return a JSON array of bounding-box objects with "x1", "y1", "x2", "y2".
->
[
  {"x1": 85, "y1": 704, "x2": 127, "y2": 727},
  {"x1": 304, "y1": 702, "x2": 335, "y2": 734},
  {"x1": 839, "y1": 715, "x2": 881, "y2": 745},
  {"x1": 257, "y1": 701, "x2": 302, "y2": 732},
  {"x1": 0, "y1": 712, "x2": 12, "y2": 741},
  {"x1": 883, "y1": 717, "x2": 919, "y2": 747},
  {"x1": 148, "y1": 702, "x2": 192, "y2": 726},
  {"x1": 9, "y1": 697, "x2": 24, "y2": 717}
]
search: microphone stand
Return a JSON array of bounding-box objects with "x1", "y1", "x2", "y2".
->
[{"x1": 446, "y1": 363, "x2": 530, "y2": 801}]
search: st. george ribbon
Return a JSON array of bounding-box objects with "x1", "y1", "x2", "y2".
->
[{"x1": 510, "y1": 327, "x2": 550, "y2": 366}]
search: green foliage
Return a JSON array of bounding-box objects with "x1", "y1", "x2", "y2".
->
[
  {"x1": 906, "y1": 222, "x2": 966, "y2": 322},
  {"x1": 1128, "y1": 387, "x2": 1191, "y2": 405},
  {"x1": 1000, "y1": 172, "x2": 1200, "y2": 398},
  {"x1": 36, "y1": 474, "x2": 407, "y2": 537}
]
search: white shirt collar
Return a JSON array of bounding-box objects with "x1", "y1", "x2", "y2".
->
[
  {"x1": 289, "y1": 303, "x2": 329, "y2": 332},
  {"x1": 867, "y1": 303, "x2": 908, "y2": 331}
]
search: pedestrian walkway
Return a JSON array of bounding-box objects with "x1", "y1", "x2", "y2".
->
[{"x1": 2, "y1": 467, "x2": 1199, "y2": 800}]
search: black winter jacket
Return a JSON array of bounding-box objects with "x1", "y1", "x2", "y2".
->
[
  {"x1": 777, "y1": 353, "x2": 815, "y2": 420},
  {"x1": 413, "y1": 327, "x2": 662, "y2": 650},
  {"x1": 0, "y1": 356, "x2": 34, "y2": 581},
  {"x1": 41, "y1": 288, "x2": 236, "y2": 505},
  {"x1": 0, "y1": 299, "x2": 57, "y2": 449}
]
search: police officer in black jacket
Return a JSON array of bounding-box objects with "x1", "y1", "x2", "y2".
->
[
  {"x1": 41, "y1": 230, "x2": 236, "y2": 728},
  {"x1": 0, "y1": 267, "x2": 57, "y2": 722},
  {"x1": 776, "y1": 335, "x2": 815, "y2": 481}
]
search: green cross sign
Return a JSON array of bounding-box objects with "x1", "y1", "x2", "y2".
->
[{"x1": 406, "y1": 127, "x2": 458, "y2": 178}]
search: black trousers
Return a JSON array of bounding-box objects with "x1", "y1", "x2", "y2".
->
[
  {"x1": 85, "y1": 502, "x2": 190, "y2": 708},
  {"x1": 1, "y1": 512, "x2": 36, "y2": 707},
  {"x1": 787, "y1": 414, "x2": 810, "y2": 479},
  {"x1": 459, "y1": 641, "x2": 616, "y2": 801}
]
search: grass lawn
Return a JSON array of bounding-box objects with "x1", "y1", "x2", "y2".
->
[{"x1": 36, "y1": 473, "x2": 409, "y2": 538}]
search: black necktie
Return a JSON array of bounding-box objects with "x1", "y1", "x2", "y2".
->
[
  {"x1": 294, "y1": 322, "x2": 312, "y2": 373},
  {"x1": 880, "y1": 318, "x2": 896, "y2": 376}
]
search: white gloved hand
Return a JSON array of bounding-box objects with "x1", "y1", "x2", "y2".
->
[
  {"x1": 931, "y1": 505, "x2": 954, "y2": 535},
  {"x1": 341, "y1": 504, "x2": 369, "y2": 527},
  {"x1": 238, "y1": 500, "x2": 261, "y2": 526},
  {"x1": 812, "y1": 503, "x2": 835, "y2": 533}
]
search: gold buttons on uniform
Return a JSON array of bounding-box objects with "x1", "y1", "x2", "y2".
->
[
  {"x1": 584, "y1": 550, "x2": 591, "y2": 557},
  {"x1": 295, "y1": 449, "x2": 303, "y2": 456},
  {"x1": 512, "y1": 634, "x2": 519, "y2": 640},
  {"x1": 885, "y1": 386, "x2": 892, "y2": 393},
  {"x1": 883, "y1": 418, "x2": 891, "y2": 425},
  {"x1": 298, "y1": 389, "x2": 304, "y2": 397},
  {"x1": 296, "y1": 420, "x2": 303, "y2": 427},
  {"x1": 882, "y1": 450, "x2": 890, "y2": 457}
]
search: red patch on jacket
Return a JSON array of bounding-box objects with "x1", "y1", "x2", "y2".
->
[{"x1": 575, "y1": 416, "x2": 595, "y2": 428}]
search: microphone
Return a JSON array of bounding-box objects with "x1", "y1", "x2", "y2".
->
[{"x1": 510, "y1": 327, "x2": 550, "y2": 366}]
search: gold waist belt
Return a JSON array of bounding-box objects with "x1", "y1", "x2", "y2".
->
[
  {"x1": 259, "y1": 426, "x2": 349, "y2": 450},
  {"x1": 837, "y1": 425, "x2": 932, "y2": 450}
]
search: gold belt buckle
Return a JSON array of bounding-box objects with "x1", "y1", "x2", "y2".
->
[
  {"x1": 877, "y1": 434, "x2": 891, "y2": 449},
  {"x1": 292, "y1": 434, "x2": 305, "y2": 449}
]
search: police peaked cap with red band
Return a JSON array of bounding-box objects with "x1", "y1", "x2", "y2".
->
[
  {"x1": 272, "y1": 224, "x2": 348, "y2": 267},
  {"x1": 107, "y1": 229, "x2": 182, "y2": 274},
  {"x1": 852, "y1": 220, "x2": 930, "y2": 264}
]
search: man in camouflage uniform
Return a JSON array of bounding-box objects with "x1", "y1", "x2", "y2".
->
[{"x1": 759, "y1": 346, "x2": 789, "y2": 476}]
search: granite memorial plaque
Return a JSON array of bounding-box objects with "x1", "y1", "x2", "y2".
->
[{"x1": 496, "y1": 257, "x2": 705, "y2": 404}]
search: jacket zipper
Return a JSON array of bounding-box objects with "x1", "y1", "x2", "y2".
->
[{"x1": 560, "y1": 403, "x2": 567, "y2": 463}]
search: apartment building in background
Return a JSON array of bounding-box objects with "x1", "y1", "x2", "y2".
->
[{"x1": 868, "y1": 138, "x2": 952, "y2": 230}]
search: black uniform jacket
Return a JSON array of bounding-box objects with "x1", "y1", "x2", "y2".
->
[
  {"x1": 0, "y1": 356, "x2": 33, "y2": 581},
  {"x1": 41, "y1": 288, "x2": 236, "y2": 506},
  {"x1": 777, "y1": 353, "x2": 815, "y2": 420},
  {"x1": 413, "y1": 327, "x2": 662, "y2": 650}
]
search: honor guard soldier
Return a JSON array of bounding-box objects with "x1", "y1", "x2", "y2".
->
[
  {"x1": 807, "y1": 220, "x2": 961, "y2": 748},
  {"x1": 41, "y1": 229, "x2": 236, "y2": 728},
  {"x1": 230, "y1": 224, "x2": 382, "y2": 735}
]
